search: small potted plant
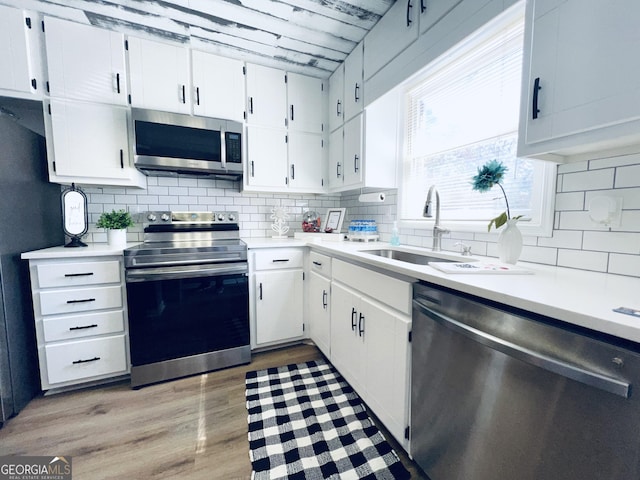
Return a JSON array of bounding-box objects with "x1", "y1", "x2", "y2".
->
[{"x1": 96, "y1": 209, "x2": 134, "y2": 248}]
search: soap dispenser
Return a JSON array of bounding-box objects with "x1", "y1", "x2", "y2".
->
[{"x1": 390, "y1": 221, "x2": 400, "y2": 246}]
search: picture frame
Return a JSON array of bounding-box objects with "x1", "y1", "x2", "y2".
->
[{"x1": 323, "y1": 208, "x2": 346, "y2": 233}]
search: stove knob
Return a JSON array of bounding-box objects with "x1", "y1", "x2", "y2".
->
[
  {"x1": 147, "y1": 213, "x2": 157, "y2": 222},
  {"x1": 228, "y1": 214, "x2": 236, "y2": 222},
  {"x1": 217, "y1": 213, "x2": 225, "y2": 221},
  {"x1": 161, "y1": 213, "x2": 170, "y2": 222}
]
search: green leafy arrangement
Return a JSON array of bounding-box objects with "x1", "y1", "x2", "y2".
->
[
  {"x1": 472, "y1": 160, "x2": 522, "y2": 231},
  {"x1": 96, "y1": 209, "x2": 134, "y2": 230}
]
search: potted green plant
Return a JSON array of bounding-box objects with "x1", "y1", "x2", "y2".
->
[{"x1": 96, "y1": 209, "x2": 134, "y2": 248}]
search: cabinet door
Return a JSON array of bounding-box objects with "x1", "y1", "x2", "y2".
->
[
  {"x1": 288, "y1": 132, "x2": 325, "y2": 191},
  {"x1": 343, "y1": 44, "x2": 363, "y2": 122},
  {"x1": 287, "y1": 72, "x2": 324, "y2": 133},
  {"x1": 0, "y1": 5, "x2": 35, "y2": 94},
  {"x1": 191, "y1": 50, "x2": 245, "y2": 121},
  {"x1": 48, "y1": 99, "x2": 132, "y2": 180},
  {"x1": 328, "y1": 65, "x2": 344, "y2": 132},
  {"x1": 308, "y1": 272, "x2": 331, "y2": 358},
  {"x1": 361, "y1": 296, "x2": 411, "y2": 445},
  {"x1": 419, "y1": 0, "x2": 463, "y2": 35},
  {"x1": 342, "y1": 115, "x2": 363, "y2": 187},
  {"x1": 128, "y1": 36, "x2": 190, "y2": 114},
  {"x1": 44, "y1": 16, "x2": 127, "y2": 105},
  {"x1": 522, "y1": 0, "x2": 640, "y2": 148},
  {"x1": 364, "y1": 0, "x2": 419, "y2": 80},
  {"x1": 245, "y1": 125, "x2": 288, "y2": 187},
  {"x1": 254, "y1": 270, "x2": 303, "y2": 344},
  {"x1": 245, "y1": 63, "x2": 287, "y2": 128},
  {"x1": 330, "y1": 282, "x2": 365, "y2": 394},
  {"x1": 328, "y1": 128, "x2": 344, "y2": 189}
]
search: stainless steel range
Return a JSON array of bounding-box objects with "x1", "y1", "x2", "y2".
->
[{"x1": 124, "y1": 211, "x2": 249, "y2": 388}]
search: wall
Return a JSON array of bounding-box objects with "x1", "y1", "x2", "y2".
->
[
  {"x1": 343, "y1": 153, "x2": 640, "y2": 278},
  {"x1": 80, "y1": 176, "x2": 340, "y2": 243}
]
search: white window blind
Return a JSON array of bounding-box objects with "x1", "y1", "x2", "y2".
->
[{"x1": 399, "y1": 4, "x2": 555, "y2": 235}]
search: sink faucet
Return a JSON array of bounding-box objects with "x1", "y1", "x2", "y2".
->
[{"x1": 423, "y1": 185, "x2": 450, "y2": 251}]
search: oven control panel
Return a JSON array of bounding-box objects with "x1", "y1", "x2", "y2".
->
[{"x1": 143, "y1": 211, "x2": 239, "y2": 225}]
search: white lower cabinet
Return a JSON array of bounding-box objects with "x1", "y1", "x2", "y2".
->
[
  {"x1": 251, "y1": 248, "x2": 305, "y2": 348},
  {"x1": 307, "y1": 252, "x2": 332, "y2": 357},
  {"x1": 27, "y1": 255, "x2": 130, "y2": 391},
  {"x1": 330, "y1": 258, "x2": 412, "y2": 448}
]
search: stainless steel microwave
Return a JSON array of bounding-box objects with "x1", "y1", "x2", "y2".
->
[{"x1": 132, "y1": 109, "x2": 243, "y2": 180}]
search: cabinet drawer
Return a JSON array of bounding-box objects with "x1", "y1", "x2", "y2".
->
[
  {"x1": 253, "y1": 249, "x2": 304, "y2": 270},
  {"x1": 43, "y1": 310, "x2": 125, "y2": 342},
  {"x1": 45, "y1": 334, "x2": 127, "y2": 385},
  {"x1": 309, "y1": 251, "x2": 332, "y2": 278},
  {"x1": 39, "y1": 285, "x2": 122, "y2": 316},
  {"x1": 332, "y1": 259, "x2": 412, "y2": 315},
  {"x1": 37, "y1": 260, "x2": 121, "y2": 288}
]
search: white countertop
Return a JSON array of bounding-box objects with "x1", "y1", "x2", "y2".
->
[
  {"x1": 22, "y1": 239, "x2": 640, "y2": 343},
  {"x1": 248, "y1": 238, "x2": 640, "y2": 344},
  {"x1": 21, "y1": 243, "x2": 140, "y2": 259}
]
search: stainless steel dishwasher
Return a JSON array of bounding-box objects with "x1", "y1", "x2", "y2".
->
[{"x1": 411, "y1": 282, "x2": 640, "y2": 480}]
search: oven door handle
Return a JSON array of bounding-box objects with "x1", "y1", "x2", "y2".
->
[{"x1": 126, "y1": 263, "x2": 248, "y2": 282}]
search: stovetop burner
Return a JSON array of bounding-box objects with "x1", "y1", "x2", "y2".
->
[{"x1": 124, "y1": 211, "x2": 246, "y2": 269}]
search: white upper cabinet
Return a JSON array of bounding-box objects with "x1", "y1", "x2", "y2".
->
[
  {"x1": 419, "y1": 0, "x2": 464, "y2": 35},
  {"x1": 0, "y1": 5, "x2": 40, "y2": 97},
  {"x1": 343, "y1": 44, "x2": 364, "y2": 122},
  {"x1": 245, "y1": 125, "x2": 288, "y2": 188},
  {"x1": 328, "y1": 65, "x2": 344, "y2": 132},
  {"x1": 191, "y1": 50, "x2": 245, "y2": 121},
  {"x1": 44, "y1": 17, "x2": 127, "y2": 106},
  {"x1": 245, "y1": 63, "x2": 287, "y2": 128},
  {"x1": 342, "y1": 115, "x2": 363, "y2": 188},
  {"x1": 364, "y1": 0, "x2": 419, "y2": 81},
  {"x1": 288, "y1": 132, "x2": 325, "y2": 192},
  {"x1": 286, "y1": 72, "x2": 324, "y2": 134},
  {"x1": 44, "y1": 98, "x2": 145, "y2": 188},
  {"x1": 127, "y1": 36, "x2": 190, "y2": 114},
  {"x1": 518, "y1": 0, "x2": 640, "y2": 161}
]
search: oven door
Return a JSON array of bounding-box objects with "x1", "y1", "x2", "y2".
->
[{"x1": 126, "y1": 263, "x2": 249, "y2": 373}]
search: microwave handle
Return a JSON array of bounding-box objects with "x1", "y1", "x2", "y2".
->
[{"x1": 220, "y1": 129, "x2": 226, "y2": 169}]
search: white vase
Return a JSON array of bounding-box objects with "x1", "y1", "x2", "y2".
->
[
  {"x1": 107, "y1": 228, "x2": 127, "y2": 248},
  {"x1": 497, "y1": 219, "x2": 523, "y2": 264}
]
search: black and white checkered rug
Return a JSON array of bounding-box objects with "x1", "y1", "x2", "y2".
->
[{"x1": 245, "y1": 359, "x2": 411, "y2": 480}]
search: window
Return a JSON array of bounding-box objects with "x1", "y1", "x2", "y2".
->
[{"x1": 399, "y1": 3, "x2": 555, "y2": 236}]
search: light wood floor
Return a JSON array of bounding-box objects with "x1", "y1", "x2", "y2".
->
[{"x1": 0, "y1": 344, "x2": 427, "y2": 479}]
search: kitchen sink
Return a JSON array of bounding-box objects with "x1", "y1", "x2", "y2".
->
[{"x1": 359, "y1": 249, "x2": 466, "y2": 265}]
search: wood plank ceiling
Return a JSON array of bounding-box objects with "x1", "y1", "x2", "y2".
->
[{"x1": 0, "y1": 0, "x2": 396, "y2": 78}]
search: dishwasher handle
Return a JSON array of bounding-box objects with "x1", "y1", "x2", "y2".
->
[{"x1": 413, "y1": 298, "x2": 631, "y2": 399}]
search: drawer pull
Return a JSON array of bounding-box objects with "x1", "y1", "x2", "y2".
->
[
  {"x1": 312, "y1": 261, "x2": 323, "y2": 267},
  {"x1": 66, "y1": 298, "x2": 96, "y2": 304},
  {"x1": 271, "y1": 259, "x2": 290, "y2": 263},
  {"x1": 351, "y1": 307, "x2": 357, "y2": 331},
  {"x1": 322, "y1": 290, "x2": 328, "y2": 309},
  {"x1": 69, "y1": 324, "x2": 98, "y2": 331},
  {"x1": 72, "y1": 356, "x2": 100, "y2": 365},
  {"x1": 64, "y1": 272, "x2": 94, "y2": 277}
]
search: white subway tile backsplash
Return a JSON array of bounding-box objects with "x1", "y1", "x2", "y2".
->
[
  {"x1": 555, "y1": 192, "x2": 584, "y2": 211},
  {"x1": 520, "y1": 245, "x2": 558, "y2": 265},
  {"x1": 615, "y1": 164, "x2": 640, "y2": 188},
  {"x1": 617, "y1": 210, "x2": 640, "y2": 232},
  {"x1": 590, "y1": 152, "x2": 640, "y2": 169},
  {"x1": 558, "y1": 211, "x2": 610, "y2": 231},
  {"x1": 537, "y1": 229, "x2": 583, "y2": 249},
  {"x1": 608, "y1": 253, "x2": 640, "y2": 277},
  {"x1": 583, "y1": 231, "x2": 640, "y2": 254},
  {"x1": 557, "y1": 162, "x2": 588, "y2": 174},
  {"x1": 557, "y1": 249, "x2": 609, "y2": 272},
  {"x1": 561, "y1": 169, "x2": 614, "y2": 192}
]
